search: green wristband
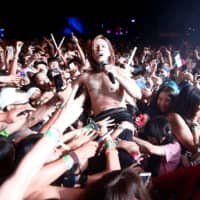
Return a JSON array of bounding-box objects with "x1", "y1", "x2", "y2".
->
[
  {"x1": 0, "y1": 129, "x2": 9, "y2": 137},
  {"x1": 105, "y1": 141, "x2": 116, "y2": 148},
  {"x1": 44, "y1": 129, "x2": 60, "y2": 143},
  {"x1": 63, "y1": 155, "x2": 74, "y2": 169},
  {"x1": 85, "y1": 124, "x2": 92, "y2": 132},
  {"x1": 191, "y1": 123, "x2": 200, "y2": 133}
]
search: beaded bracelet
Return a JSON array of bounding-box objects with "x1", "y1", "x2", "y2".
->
[{"x1": 0, "y1": 129, "x2": 9, "y2": 137}]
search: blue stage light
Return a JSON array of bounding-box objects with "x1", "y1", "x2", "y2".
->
[
  {"x1": 63, "y1": 27, "x2": 72, "y2": 35},
  {"x1": 67, "y1": 17, "x2": 84, "y2": 34}
]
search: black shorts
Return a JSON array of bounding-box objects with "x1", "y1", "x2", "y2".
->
[
  {"x1": 93, "y1": 107, "x2": 133, "y2": 141},
  {"x1": 93, "y1": 107, "x2": 133, "y2": 123}
]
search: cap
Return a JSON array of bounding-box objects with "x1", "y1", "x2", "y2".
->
[
  {"x1": 162, "y1": 80, "x2": 180, "y2": 94},
  {"x1": 0, "y1": 87, "x2": 29, "y2": 110}
]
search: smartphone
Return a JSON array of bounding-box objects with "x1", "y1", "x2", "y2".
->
[
  {"x1": 174, "y1": 53, "x2": 182, "y2": 68},
  {"x1": 54, "y1": 74, "x2": 65, "y2": 92},
  {"x1": 50, "y1": 68, "x2": 65, "y2": 92},
  {"x1": 139, "y1": 172, "x2": 151, "y2": 187},
  {"x1": 87, "y1": 118, "x2": 100, "y2": 131}
]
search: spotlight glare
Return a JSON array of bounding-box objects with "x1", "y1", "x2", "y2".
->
[
  {"x1": 131, "y1": 19, "x2": 135, "y2": 23},
  {"x1": 106, "y1": 29, "x2": 111, "y2": 34}
]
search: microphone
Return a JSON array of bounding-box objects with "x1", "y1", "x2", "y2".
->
[
  {"x1": 100, "y1": 60, "x2": 116, "y2": 84},
  {"x1": 108, "y1": 72, "x2": 115, "y2": 84}
]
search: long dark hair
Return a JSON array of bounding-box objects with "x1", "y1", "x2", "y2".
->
[
  {"x1": 150, "y1": 86, "x2": 178, "y2": 114},
  {"x1": 174, "y1": 85, "x2": 200, "y2": 120},
  {"x1": 0, "y1": 136, "x2": 15, "y2": 184},
  {"x1": 144, "y1": 116, "x2": 175, "y2": 145}
]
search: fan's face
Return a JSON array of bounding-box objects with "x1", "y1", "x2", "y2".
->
[
  {"x1": 157, "y1": 91, "x2": 171, "y2": 113},
  {"x1": 92, "y1": 38, "x2": 110, "y2": 64}
]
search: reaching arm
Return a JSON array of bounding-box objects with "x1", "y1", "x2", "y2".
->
[
  {"x1": 71, "y1": 34, "x2": 86, "y2": 66},
  {"x1": 9, "y1": 41, "x2": 24, "y2": 75},
  {"x1": 0, "y1": 91, "x2": 87, "y2": 200},
  {"x1": 26, "y1": 141, "x2": 98, "y2": 193},
  {"x1": 87, "y1": 138, "x2": 121, "y2": 186},
  {"x1": 133, "y1": 136, "x2": 165, "y2": 156},
  {"x1": 0, "y1": 128, "x2": 60, "y2": 200}
]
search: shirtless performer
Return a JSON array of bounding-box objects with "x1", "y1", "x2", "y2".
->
[{"x1": 73, "y1": 35, "x2": 142, "y2": 140}]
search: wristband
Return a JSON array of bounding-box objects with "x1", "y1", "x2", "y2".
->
[
  {"x1": 50, "y1": 127, "x2": 61, "y2": 135},
  {"x1": 44, "y1": 129, "x2": 60, "y2": 143},
  {"x1": 0, "y1": 129, "x2": 9, "y2": 137},
  {"x1": 105, "y1": 141, "x2": 116, "y2": 148},
  {"x1": 63, "y1": 155, "x2": 74, "y2": 169},
  {"x1": 191, "y1": 123, "x2": 200, "y2": 133}
]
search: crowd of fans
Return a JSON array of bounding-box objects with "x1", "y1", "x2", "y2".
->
[{"x1": 0, "y1": 32, "x2": 199, "y2": 200}]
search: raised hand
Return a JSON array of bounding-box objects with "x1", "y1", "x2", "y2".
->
[
  {"x1": 5, "y1": 104, "x2": 35, "y2": 123},
  {"x1": 96, "y1": 116, "x2": 115, "y2": 135},
  {"x1": 74, "y1": 141, "x2": 98, "y2": 165},
  {"x1": 15, "y1": 41, "x2": 24, "y2": 54},
  {"x1": 67, "y1": 129, "x2": 97, "y2": 150},
  {"x1": 71, "y1": 33, "x2": 79, "y2": 44}
]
